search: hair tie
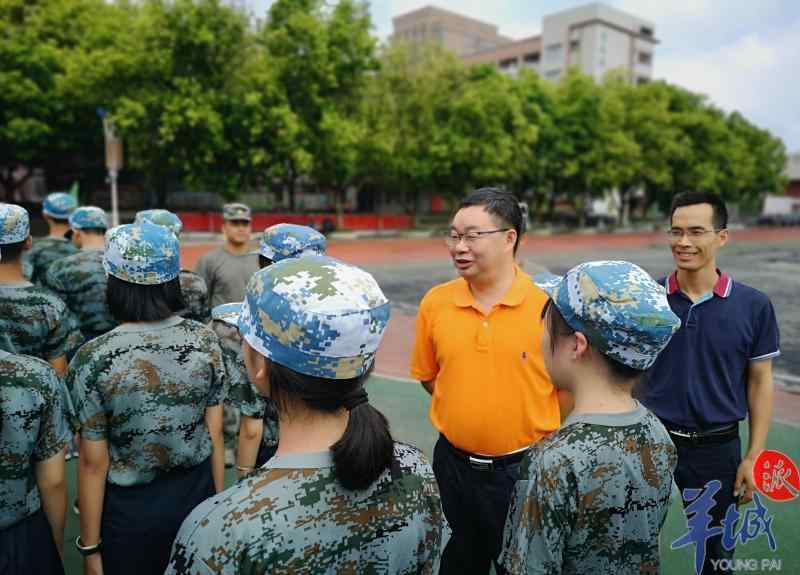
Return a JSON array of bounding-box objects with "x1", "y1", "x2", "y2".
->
[{"x1": 343, "y1": 388, "x2": 369, "y2": 411}]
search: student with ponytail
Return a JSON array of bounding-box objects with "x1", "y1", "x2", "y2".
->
[{"x1": 165, "y1": 255, "x2": 448, "y2": 574}]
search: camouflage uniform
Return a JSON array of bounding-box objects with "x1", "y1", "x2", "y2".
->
[
  {"x1": 0, "y1": 350, "x2": 72, "y2": 530},
  {"x1": 165, "y1": 443, "x2": 447, "y2": 574},
  {"x1": 0, "y1": 283, "x2": 83, "y2": 360},
  {"x1": 209, "y1": 304, "x2": 278, "y2": 458},
  {"x1": 44, "y1": 250, "x2": 115, "y2": 341},
  {"x1": 179, "y1": 270, "x2": 211, "y2": 324},
  {"x1": 500, "y1": 261, "x2": 681, "y2": 574},
  {"x1": 67, "y1": 316, "x2": 226, "y2": 486},
  {"x1": 23, "y1": 236, "x2": 78, "y2": 285}
]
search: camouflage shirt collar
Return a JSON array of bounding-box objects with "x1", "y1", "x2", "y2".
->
[
  {"x1": 115, "y1": 315, "x2": 185, "y2": 333},
  {"x1": 562, "y1": 400, "x2": 648, "y2": 428},
  {"x1": 262, "y1": 451, "x2": 333, "y2": 470}
]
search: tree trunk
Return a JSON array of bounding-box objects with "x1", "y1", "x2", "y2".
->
[{"x1": 335, "y1": 187, "x2": 345, "y2": 230}]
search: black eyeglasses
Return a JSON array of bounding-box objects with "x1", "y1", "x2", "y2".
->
[{"x1": 445, "y1": 229, "x2": 511, "y2": 246}]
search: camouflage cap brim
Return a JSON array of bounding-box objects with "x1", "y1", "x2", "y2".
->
[{"x1": 211, "y1": 302, "x2": 243, "y2": 327}]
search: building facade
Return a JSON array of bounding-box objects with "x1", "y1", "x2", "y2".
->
[{"x1": 395, "y1": 3, "x2": 657, "y2": 84}]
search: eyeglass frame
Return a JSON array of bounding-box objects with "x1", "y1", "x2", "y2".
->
[
  {"x1": 445, "y1": 228, "x2": 512, "y2": 246},
  {"x1": 665, "y1": 227, "x2": 725, "y2": 241}
]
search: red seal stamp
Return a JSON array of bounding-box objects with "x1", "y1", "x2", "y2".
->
[{"x1": 753, "y1": 449, "x2": 800, "y2": 502}]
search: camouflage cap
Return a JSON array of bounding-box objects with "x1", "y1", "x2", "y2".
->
[
  {"x1": 0, "y1": 203, "x2": 30, "y2": 245},
  {"x1": 103, "y1": 222, "x2": 180, "y2": 285},
  {"x1": 238, "y1": 255, "x2": 391, "y2": 380},
  {"x1": 135, "y1": 209, "x2": 183, "y2": 237},
  {"x1": 260, "y1": 223, "x2": 327, "y2": 262},
  {"x1": 534, "y1": 261, "x2": 681, "y2": 370},
  {"x1": 223, "y1": 203, "x2": 251, "y2": 222},
  {"x1": 42, "y1": 192, "x2": 77, "y2": 220},
  {"x1": 211, "y1": 302, "x2": 242, "y2": 327},
  {"x1": 69, "y1": 206, "x2": 108, "y2": 230}
]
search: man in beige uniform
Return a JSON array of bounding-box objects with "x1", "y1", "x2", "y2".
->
[{"x1": 195, "y1": 203, "x2": 259, "y2": 309}]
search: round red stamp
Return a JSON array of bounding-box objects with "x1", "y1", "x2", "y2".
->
[{"x1": 753, "y1": 449, "x2": 800, "y2": 502}]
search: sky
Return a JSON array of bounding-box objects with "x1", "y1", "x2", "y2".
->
[{"x1": 244, "y1": 0, "x2": 800, "y2": 152}]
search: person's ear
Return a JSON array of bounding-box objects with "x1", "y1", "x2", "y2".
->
[{"x1": 573, "y1": 331, "x2": 590, "y2": 361}]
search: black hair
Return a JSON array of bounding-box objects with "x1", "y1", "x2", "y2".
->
[
  {"x1": 77, "y1": 228, "x2": 107, "y2": 236},
  {"x1": 106, "y1": 274, "x2": 185, "y2": 323},
  {"x1": 670, "y1": 192, "x2": 728, "y2": 230},
  {"x1": 541, "y1": 300, "x2": 643, "y2": 383},
  {"x1": 258, "y1": 255, "x2": 273, "y2": 269},
  {"x1": 266, "y1": 359, "x2": 394, "y2": 491},
  {"x1": 459, "y1": 187, "x2": 524, "y2": 254},
  {"x1": 0, "y1": 240, "x2": 26, "y2": 263}
]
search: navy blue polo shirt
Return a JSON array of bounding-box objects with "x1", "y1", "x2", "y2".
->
[{"x1": 642, "y1": 270, "x2": 780, "y2": 430}]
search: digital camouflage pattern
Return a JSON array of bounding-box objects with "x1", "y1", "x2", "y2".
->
[
  {"x1": 67, "y1": 317, "x2": 226, "y2": 487},
  {"x1": 0, "y1": 283, "x2": 83, "y2": 360},
  {"x1": 135, "y1": 209, "x2": 182, "y2": 236},
  {"x1": 165, "y1": 443, "x2": 447, "y2": 575},
  {"x1": 23, "y1": 236, "x2": 78, "y2": 284},
  {"x1": 534, "y1": 260, "x2": 681, "y2": 370},
  {"x1": 223, "y1": 203, "x2": 251, "y2": 221},
  {"x1": 0, "y1": 203, "x2": 29, "y2": 245},
  {"x1": 103, "y1": 222, "x2": 180, "y2": 286},
  {"x1": 44, "y1": 249, "x2": 116, "y2": 341},
  {"x1": 209, "y1": 307, "x2": 278, "y2": 454},
  {"x1": 238, "y1": 255, "x2": 391, "y2": 380},
  {"x1": 42, "y1": 192, "x2": 77, "y2": 220},
  {"x1": 500, "y1": 404, "x2": 677, "y2": 575},
  {"x1": 69, "y1": 206, "x2": 108, "y2": 230},
  {"x1": 178, "y1": 270, "x2": 211, "y2": 324},
  {"x1": 0, "y1": 350, "x2": 72, "y2": 530},
  {"x1": 259, "y1": 223, "x2": 326, "y2": 262}
]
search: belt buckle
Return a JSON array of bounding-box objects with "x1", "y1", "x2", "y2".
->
[
  {"x1": 669, "y1": 429, "x2": 695, "y2": 439},
  {"x1": 468, "y1": 456, "x2": 494, "y2": 472}
]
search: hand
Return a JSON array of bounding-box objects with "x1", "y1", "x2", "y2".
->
[
  {"x1": 734, "y1": 457, "x2": 756, "y2": 505},
  {"x1": 84, "y1": 553, "x2": 103, "y2": 575}
]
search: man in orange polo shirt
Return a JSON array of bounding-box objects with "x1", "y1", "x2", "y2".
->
[{"x1": 411, "y1": 188, "x2": 562, "y2": 575}]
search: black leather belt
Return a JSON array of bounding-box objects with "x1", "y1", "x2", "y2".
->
[
  {"x1": 440, "y1": 434, "x2": 527, "y2": 472},
  {"x1": 664, "y1": 422, "x2": 739, "y2": 446}
]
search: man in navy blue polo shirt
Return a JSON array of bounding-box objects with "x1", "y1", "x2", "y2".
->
[{"x1": 643, "y1": 192, "x2": 779, "y2": 575}]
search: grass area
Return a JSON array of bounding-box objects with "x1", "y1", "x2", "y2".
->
[{"x1": 63, "y1": 376, "x2": 799, "y2": 574}]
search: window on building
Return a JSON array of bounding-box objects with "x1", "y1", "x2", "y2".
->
[
  {"x1": 545, "y1": 43, "x2": 563, "y2": 64},
  {"x1": 637, "y1": 76, "x2": 650, "y2": 85},
  {"x1": 640, "y1": 26, "x2": 654, "y2": 38},
  {"x1": 523, "y1": 52, "x2": 540, "y2": 64},
  {"x1": 499, "y1": 57, "x2": 519, "y2": 70},
  {"x1": 544, "y1": 69, "x2": 561, "y2": 80},
  {"x1": 569, "y1": 40, "x2": 580, "y2": 51},
  {"x1": 638, "y1": 51, "x2": 652, "y2": 65}
]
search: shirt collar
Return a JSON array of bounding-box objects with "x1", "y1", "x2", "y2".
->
[
  {"x1": 667, "y1": 269, "x2": 733, "y2": 299},
  {"x1": 454, "y1": 265, "x2": 528, "y2": 309}
]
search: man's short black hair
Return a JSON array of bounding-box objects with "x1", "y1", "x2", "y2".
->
[
  {"x1": 77, "y1": 228, "x2": 107, "y2": 236},
  {"x1": 670, "y1": 192, "x2": 728, "y2": 230},
  {"x1": 106, "y1": 275, "x2": 185, "y2": 323},
  {"x1": 458, "y1": 187, "x2": 524, "y2": 254},
  {"x1": 0, "y1": 240, "x2": 27, "y2": 263}
]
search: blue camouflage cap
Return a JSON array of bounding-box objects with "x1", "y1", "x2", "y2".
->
[
  {"x1": 69, "y1": 206, "x2": 108, "y2": 230},
  {"x1": 260, "y1": 223, "x2": 326, "y2": 262},
  {"x1": 238, "y1": 255, "x2": 391, "y2": 380},
  {"x1": 0, "y1": 203, "x2": 30, "y2": 245},
  {"x1": 534, "y1": 261, "x2": 681, "y2": 370},
  {"x1": 103, "y1": 222, "x2": 180, "y2": 285},
  {"x1": 135, "y1": 209, "x2": 183, "y2": 237},
  {"x1": 42, "y1": 192, "x2": 77, "y2": 220},
  {"x1": 211, "y1": 302, "x2": 242, "y2": 326}
]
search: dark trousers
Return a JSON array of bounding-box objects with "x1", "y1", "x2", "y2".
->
[
  {"x1": 101, "y1": 458, "x2": 215, "y2": 575},
  {"x1": 0, "y1": 509, "x2": 64, "y2": 575},
  {"x1": 674, "y1": 436, "x2": 741, "y2": 575},
  {"x1": 432, "y1": 435, "x2": 521, "y2": 575}
]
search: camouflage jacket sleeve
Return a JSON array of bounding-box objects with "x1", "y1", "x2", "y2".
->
[
  {"x1": 500, "y1": 448, "x2": 578, "y2": 575},
  {"x1": 41, "y1": 297, "x2": 83, "y2": 360},
  {"x1": 203, "y1": 329, "x2": 226, "y2": 407},
  {"x1": 222, "y1": 347, "x2": 265, "y2": 417},
  {"x1": 35, "y1": 366, "x2": 74, "y2": 461},
  {"x1": 67, "y1": 346, "x2": 108, "y2": 440}
]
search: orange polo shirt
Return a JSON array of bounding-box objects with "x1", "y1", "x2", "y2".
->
[{"x1": 410, "y1": 267, "x2": 559, "y2": 456}]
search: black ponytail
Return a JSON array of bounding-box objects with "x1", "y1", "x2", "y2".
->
[{"x1": 267, "y1": 361, "x2": 394, "y2": 491}]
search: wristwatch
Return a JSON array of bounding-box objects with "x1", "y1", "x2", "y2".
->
[{"x1": 75, "y1": 536, "x2": 103, "y2": 556}]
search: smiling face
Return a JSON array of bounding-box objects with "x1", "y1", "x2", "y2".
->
[
  {"x1": 670, "y1": 203, "x2": 728, "y2": 273},
  {"x1": 448, "y1": 205, "x2": 516, "y2": 281}
]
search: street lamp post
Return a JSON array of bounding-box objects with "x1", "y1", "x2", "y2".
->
[{"x1": 98, "y1": 108, "x2": 123, "y2": 227}]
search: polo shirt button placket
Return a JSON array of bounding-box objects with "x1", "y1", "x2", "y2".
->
[{"x1": 477, "y1": 319, "x2": 490, "y2": 351}]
